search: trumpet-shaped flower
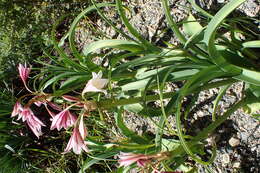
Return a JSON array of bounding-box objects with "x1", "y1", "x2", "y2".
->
[
  {"x1": 50, "y1": 109, "x2": 77, "y2": 131},
  {"x1": 118, "y1": 152, "x2": 150, "y2": 167},
  {"x1": 63, "y1": 126, "x2": 89, "y2": 154},
  {"x1": 15, "y1": 107, "x2": 45, "y2": 138},
  {"x1": 26, "y1": 109, "x2": 46, "y2": 138},
  {"x1": 18, "y1": 63, "x2": 31, "y2": 86},
  {"x1": 82, "y1": 71, "x2": 108, "y2": 94}
]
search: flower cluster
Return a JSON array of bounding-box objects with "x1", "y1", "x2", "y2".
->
[{"x1": 11, "y1": 64, "x2": 108, "y2": 154}]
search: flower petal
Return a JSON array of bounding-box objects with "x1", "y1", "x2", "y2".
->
[{"x1": 11, "y1": 102, "x2": 23, "y2": 117}]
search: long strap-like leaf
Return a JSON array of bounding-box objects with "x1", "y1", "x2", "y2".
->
[{"x1": 204, "y1": 0, "x2": 260, "y2": 86}]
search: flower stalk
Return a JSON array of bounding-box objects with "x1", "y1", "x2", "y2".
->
[{"x1": 98, "y1": 78, "x2": 237, "y2": 109}]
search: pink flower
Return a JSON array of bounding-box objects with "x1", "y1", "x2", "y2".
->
[
  {"x1": 11, "y1": 101, "x2": 45, "y2": 138},
  {"x1": 50, "y1": 109, "x2": 77, "y2": 131},
  {"x1": 26, "y1": 110, "x2": 45, "y2": 138},
  {"x1": 82, "y1": 71, "x2": 108, "y2": 94},
  {"x1": 18, "y1": 63, "x2": 31, "y2": 86},
  {"x1": 16, "y1": 107, "x2": 45, "y2": 138},
  {"x1": 18, "y1": 107, "x2": 34, "y2": 122},
  {"x1": 118, "y1": 152, "x2": 150, "y2": 167},
  {"x1": 63, "y1": 126, "x2": 89, "y2": 154},
  {"x1": 47, "y1": 102, "x2": 62, "y2": 111},
  {"x1": 11, "y1": 101, "x2": 23, "y2": 117}
]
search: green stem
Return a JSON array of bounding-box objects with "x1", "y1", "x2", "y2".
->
[
  {"x1": 98, "y1": 92, "x2": 175, "y2": 109},
  {"x1": 98, "y1": 78, "x2": 236, "y2": 109}
]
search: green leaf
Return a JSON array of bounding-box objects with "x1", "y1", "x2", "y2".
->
[
  {"x1": 121, "y1": 78, "x2": 151, "y2": 91},
  {"x1": 161, "y1": 139, "x2": 180, "y2": 152},
  {"x1": 58, "y1": 32, "x2": 69, "y2": 47},
  {"x1": 243, "y1": 102, "x2": 260, "y2": 114},
  {"x1": 187, "y1": 0, "x2": 213, "y2": 18},
  {"x1": 51, "y1": 14, "x2": 88, "y2": 72},
  {"x1": 121, "y1": 69, "x2": 199, "y2": 91},
  {"x1": 68, "y1": 3, "x2": 116, "y2": 70},
  {"x1": 251, "y1": 114, "x2": 260, "y2": 121},
  {"x1": 212, "y1": 84, "x2": 231, "y2": 121},
  {"x1": 116, "y1": 0, "x2": 160, "y2": 52},
  {"x1": 249, "y1": 84, "x2": 260, "y2": 98},
  {"x1": 59, "y1": 75, "x2": 89, "y2": 90},
  {"x1": 123, "y1": 103, "x2": 143, "y2": 113},
  {"x1": 161, "y1": 0, "x2": 186, "y2": 44},
  {"x1": 79, "y1": 152, "x2": 117, "y2": 173},
  {"x1": 235, "y1": 69, "x2": 260, "y2": 86},
  {"x1": 183, "y1": 14, "x2": 203, "y2": 36},
  {"x1": 42, "y1": 72, "x2": 82, "y2": 90},
  {"x1": 175, "y1": 66, "x2": 221, "y2": 165},
  {"x1": 91, "y1": 0, "x2": 135, "y2": 41},
  {"x1": 83, "y1": 39, "x2": 144, "y2": 56},
  {"x1": 117, "y1": 143, "x2": 155, "y2": 150},
  {"x1": 184, "y1": 27, "x2": 206, "y2": 49},
  {"x1": 115, "y1": 108, "x2": 149, "y2": 144},
  {"x1": 242, "y1": 40, "x2": 260, "y2": 48},
  {"x1": 203, "y1": 0, "x2": 260, "y2": 85},
  {"x1": 219, "y1": 49, "x2": 256, "y2": 70}
]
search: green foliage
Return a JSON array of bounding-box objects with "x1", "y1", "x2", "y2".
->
[
  {"x1": 34, "y1": 0, "x2": 259, "y2": 171},
  {"x1": 3, "y1": 0, "x2": 260, "y2": 172},
  {"x1": 0, "y1": 87, "x2": 31, "y2": 173},
  {"x1": 0, "y1": 0, "x2": 90, "y2": 83}
]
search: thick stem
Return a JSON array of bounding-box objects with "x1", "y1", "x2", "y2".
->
[
  {"x1": 98, "y1": 92, "x2": 175, "y2": 109},
  {"x1": 97, "y1": 78, "x2": 237, "y2": 109}
]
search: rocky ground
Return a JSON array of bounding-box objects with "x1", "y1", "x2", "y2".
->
[{"x1": 75, "y1": 0, "x2": 259, "y2": 172}]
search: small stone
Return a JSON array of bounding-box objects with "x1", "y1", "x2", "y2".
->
[
  {"x1": 217, "y1": 0, "x2": 225, "y2": 3},
  {"x1": 197, "y1": 110, "x2": 204, "y2": 117},
  {"x1": 233, "y1": 162, "x2": 241, "y2": 168},
  {"x1": 229, "y1": 137, "x2": 240, "y2": 147},
  {"x1": 240, "y1": 132, "x2": 249, "y2": 141},
  {"x1": 222, "y1": 153, "x2": 230, "y2": 165}
]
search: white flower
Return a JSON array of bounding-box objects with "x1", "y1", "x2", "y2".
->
[{"x1": 82, "y1": 71, "x2": 108, "y2": 94}]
